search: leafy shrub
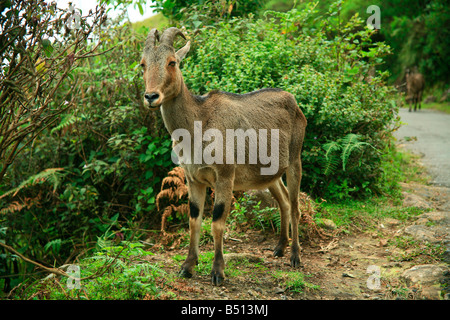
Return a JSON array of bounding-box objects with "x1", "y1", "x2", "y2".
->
[
  {"x1": 0, "y1": 18, "x2": 172, "y2": 291},
  {"x1": 10, "y1": 241, "x2": 169, "y2": 300}
]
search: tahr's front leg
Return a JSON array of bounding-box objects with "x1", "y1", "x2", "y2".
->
[
  {"x1": 180, "y1": 180, "x2": 206, "y2": 278},
  {"x1": 210, "y1": 173, "x2": 234, "y2": 286}
]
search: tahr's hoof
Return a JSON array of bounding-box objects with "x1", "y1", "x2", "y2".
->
[
  {"x1": 290, "y1": 255, "x2": 302, "y2": 268},
  {"x1": 211, "y1": 271, "x2": 224, "y2": 286},
  {"x1": 273, "y1": 248, "x2": 285, "y2": 257},
  {"x1": 179, "y1": 267, "x2": 193, "y2": 278}
]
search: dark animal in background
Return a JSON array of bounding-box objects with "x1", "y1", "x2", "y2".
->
[{"x1": 405, "y1": 67, "x2": 425, "y2": 112}]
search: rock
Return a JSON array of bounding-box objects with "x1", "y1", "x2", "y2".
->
[
  {"x1": 274, "y1": 287, "x2": 285, "y2": 294},
  {"x1": 402, "y1": 264, "x2": 449, "y2": 286},
  {"x1": 403, "y1": 225, "x2": 439, "y2": 243},
  {"x1": 254, "y1": 287, "x2": 263, "y2": 294},
  {"x1": 417, "y1": 211, "x2": 447, "y2": 224},
  {"x1": 318, "y1": 218, "x2": 337, "y2": 230},
  {"x1": 421, "y1": 285, "x2": 443, "y2": 300},
  {"x1": 402, "y1": 192, "x2": 431, "y2": 210},
  {"x1": 384, "y1": 218, "x2": 400, "y2": 228},
  {"x1": 223, "y1": 252, "x2": 263, "y2": 264},
  {"x1": 438, "y1": 202, "x2": 450, "y2": 212},
  {"x1": 342, "y1": 272, "x2": 356, "y2": 278},
  {"x1": 443, "y1": 248, "x2": 450, "y2": 264},
  {"x1": 246, "y1": 189, "x2": 278, "y2": 208},
  {"x1": 247, "y1": 289, "x2": 258, "y2": 297}
]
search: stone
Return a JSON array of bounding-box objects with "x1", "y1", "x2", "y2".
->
[
  {"x1": 420, "y1": 285, "x2": 443, "y2": 300},
  {"x1": 403, "y1": 225, "x2": 439, "y2": 243},
  {"x1": 223, "y1": 252, "x2": 263, "y2": 264},
  {"x1": 401, "y1": 264, "x2": 449, "y2": 286},
  {"x1": 274, "y1": 287, "x2": 285, "y2": 294},
  {"x1": 384, "y1": 218, "x2": 400, "y2": 228},
  {"x1": 342, "y1": 272, "x2": 356, "y2": 278},
  {"x1": 320, "y1": 218, "x2": 337, "y2": 230},
  {"x1": 246, "y1": 189, "x2": 277, "y2": 208},
  {"x1": 402, "y1": 192, "x2": 431, "y2": 210},
  {"x1": 418, "y1": 211, "x2": 447, "y2": 224}
]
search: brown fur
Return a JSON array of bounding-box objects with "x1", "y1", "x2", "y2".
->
[
  {"x1": 141, "y1": 28, "x2": 307, "y2": 285},
  {"x1": 406, "y1": 68, "x2": 425, "y2": 112}
]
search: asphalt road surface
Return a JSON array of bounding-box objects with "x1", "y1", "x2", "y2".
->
[{"x1": 394, "y1": 108, "x2": 450, "y2": 187}]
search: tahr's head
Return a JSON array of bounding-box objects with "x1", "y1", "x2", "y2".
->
[{"x1": 140, "y1": 27, "x2": 190, "y2": 109}]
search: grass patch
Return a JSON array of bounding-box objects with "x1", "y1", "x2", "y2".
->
[
  {"x1": 172, "y1": 250, "x2": 268, "y2": 279},
  {"x1": 382, "y1": 145, "x2": 430, "y2": 187},
  {"x1": 131, "y1": 13, "x2": 168, "y2": 33},
  {"x1": 315, "y1": 198, "x2": 425, "y2": 234},
  {"x1": 421, "y1": 102, "x2": 450, "y2": 114},
  {"x1": 272, "y1": 271, "x2": 320, "y2": 294},
  {"x1": 389, "y1": 236, "x2": 446, "y2": 264},
  {"x1": 313, "y1": 144, "x2": 430, "y2": 234}
]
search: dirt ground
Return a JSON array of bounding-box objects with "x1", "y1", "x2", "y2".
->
[
  {"x1": 149, "y1": 232, "x2": 391, "y2": 300},
  {"x1": 145, "y1": 183, "x2": 449, "y2": 300}
]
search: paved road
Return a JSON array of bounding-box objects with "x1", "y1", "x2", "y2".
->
[{"x1": 394, "y1": 108, "x2": 450, "y2": 187}]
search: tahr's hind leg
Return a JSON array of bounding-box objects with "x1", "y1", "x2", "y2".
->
[
  {"x1": 418, "y1": 91, "x2": 423, "y2": 110},
  {"x1": 286, "y1": 159, "x2": 302, "y2": 268},
  {"x1": 269, "y1": 178, "x2": 290, "y2": 257}
]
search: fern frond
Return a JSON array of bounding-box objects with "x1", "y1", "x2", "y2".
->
[
  {"x1": 0, "y1": 168, "x2": 64, "y2": 199},
  {"x1": 322, "y1": 155, "x2": 341, "y2": 176},
  {"x1": 0, "y1": 201, "x2": 26, "y2": 214},
  {"x1": 323, "y1": 141, "x2": 341, "y2": 160},
  {"x1": 51, "y1": 113, "x2": 78, "y2": 134},
  {"x1": 340, "y1": 134, "x2": 373, "y2": 171},
  {"x1": 321, "y1": 141, "x2": 341, "y2": 176}
]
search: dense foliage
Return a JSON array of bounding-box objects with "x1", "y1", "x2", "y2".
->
[
  {"x1": 271, "y1": 0, "x2": 449, "y2": 88},
  {"x1": 151, "y1": 0, "x2": 265, "y2": 22},
  {"x1": 1, "y1": 0, "x2": 401, "y2": 293},
  {"x1": 0, "y1": 0, "x2": 106, "y2": 184},
  {"x1": 1, "y1": 6, "x2": 170, "y2": 292},
  {"x1": 319, "y1": 0, "x2": 450, "y2": 87}
]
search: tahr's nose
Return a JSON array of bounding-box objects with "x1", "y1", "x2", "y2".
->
[{"x1": 144, "y1": 92, "x2": 160, "y2": 105}]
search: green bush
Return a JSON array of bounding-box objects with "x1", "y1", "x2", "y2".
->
[{"x1": 0, "y1": 21, "x2": 172, "y2": 291}]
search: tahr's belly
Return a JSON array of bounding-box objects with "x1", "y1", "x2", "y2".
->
[{"x1": 181, "y1": 163, "x2": 286, "y2": 191}]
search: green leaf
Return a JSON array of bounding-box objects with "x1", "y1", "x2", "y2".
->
[
  {"x1": 42, "y1": 39, "x2": 53, "y2": 57},
  {"x1": 193, "y1": 20, "x2": 202, "y2": 29},
  {"x1": 137, "y1": 3, "x2": 144, "y2": 15}
]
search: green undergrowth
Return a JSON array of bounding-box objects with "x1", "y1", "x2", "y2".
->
[
  {"x1": 315, "y1": 198, "x2": 426, "y2": 234},
  {"x1": 314, "y1": 145, "x2": 431, "y2": 233},
  {"x1": 420, "y1": 102, "x2": 450, "y2": 114},
  {"x1": 272, "y1": 270, "x2": 320, "y2": 294},
  {"x1": 9, "y1": 242, "x2": 172, "y2": 300}
]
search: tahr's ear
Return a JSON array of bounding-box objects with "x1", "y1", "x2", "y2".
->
[{"x1": 176, "y1": 41, "x2": 191, "y2": 61}]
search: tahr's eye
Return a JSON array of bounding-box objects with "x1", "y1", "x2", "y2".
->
[
  {"x1": 168, "y1": 61, "x2": 176, "y2": 67},
  {"x1": 140, "y1": 63, "x2": 145, "y2": 68}
]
